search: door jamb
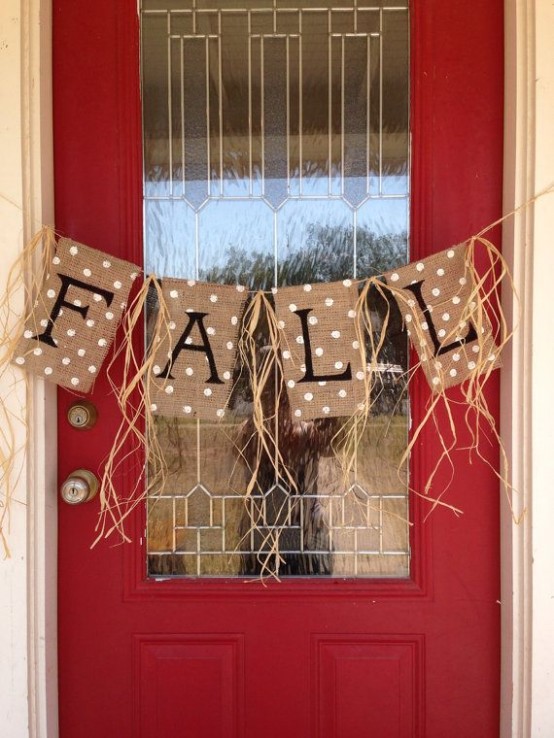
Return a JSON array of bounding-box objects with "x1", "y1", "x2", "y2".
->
[{"x1": 501, "y1": 1, "x2": 554, "y2": 735}]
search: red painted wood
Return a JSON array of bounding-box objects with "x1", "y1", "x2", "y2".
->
[
  {"x1": 315, "y1": 637, "x2": 422, "y2": 737},
  {"x1": 136, "y1": 636, "x2": 244, "y2": 738},
  {"x1": 55, "y1": 1, "x2": 503, "y2": 736}
]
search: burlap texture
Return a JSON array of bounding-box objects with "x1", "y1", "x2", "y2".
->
[
  {"x1": 149, "y1": 280, "x2": 247, "y2": 419},
  {"x1": 273, "y1": 281, "x2": 365, "y2": 419},
  {"x1": 13, "y1": 238, "x2": 140, "y2": 392},
  {"x1": 384, "y1": 244, "x2": 501, "y2": 391}
]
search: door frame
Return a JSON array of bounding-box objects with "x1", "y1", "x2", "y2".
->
[{"x1": 1, "y1": 0, "x2": 552, "y2": 735}]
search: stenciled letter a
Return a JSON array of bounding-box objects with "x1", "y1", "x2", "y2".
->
[{"x1": 157, "y1": 311, "x2": 224, "y2": 384}]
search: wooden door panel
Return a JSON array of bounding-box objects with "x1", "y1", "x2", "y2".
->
[
  {"x1": 135, "y1": 636, "x2": 244, "y2": 738},
  {"x1": 54, "y1": 0, "x2": 503, "y2": 735},
  {"x1": 314, "y1": 636, "x2": 423, "y2": 738}
]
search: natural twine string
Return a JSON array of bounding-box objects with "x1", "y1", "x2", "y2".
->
[{"x1": 1, "y1": 184, "x2": 553, "y2": 565}]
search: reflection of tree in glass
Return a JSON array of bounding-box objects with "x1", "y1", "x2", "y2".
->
[
  {"x1": 146, "y1": 225, "x2": 410, "y2": 576},
  {"x1": 204, "y1": 224, "x2": 409, "y2": 415},
  {"x1": 238, "y1": 351, "x2": 340, "y2": 576},
  {"x1": 200, "y1": 224, "x2": 407, "y2": 289}
]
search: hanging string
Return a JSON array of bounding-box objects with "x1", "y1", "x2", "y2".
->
[{"x1": 1, "y1": 186, "x2": 553, "y2": 564}]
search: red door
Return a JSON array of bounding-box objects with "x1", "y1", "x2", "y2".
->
[{"x1": 54, "y1": 1, "x2": 503, "y2": 736}]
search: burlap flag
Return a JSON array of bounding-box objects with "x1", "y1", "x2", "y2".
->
[
  {"x1": 273, "y1": 281, "x2": 366, "y2": 419},
  {"x1": 12, "y1": 238, "x2": 140, "y2": 392},
  {"x1": 384, "y1": 244, "x2": 501, "y2": 391},
  {"x1": 149, "y1": 280, "x2": 247, "y2": 419}
]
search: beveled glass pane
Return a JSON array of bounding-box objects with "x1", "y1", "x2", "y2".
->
[
  {"x1": 197, "y1": 200, "x2": 274, "y2": 286},
  {"x1": 343, "y1": 36, "x2": 369, "y2": 206},
  {"x1": 145, "y1": 199, "x2": 196, "y2": 278},
  {"x1": 141, "y1": 0, "x2": 410, "y2": 578},
  {"x1": 301, "y1": 10, "x2": 329, "y2": 197},
  {"x1": 143, "y1": 13, "x2": 170, "y2": 198},
  {"x1": 219, "y1": 13, "x2": 250, "y2": 197},
  {"x1": 262, "y1": 37, "x2": 288, "y2": 207}
]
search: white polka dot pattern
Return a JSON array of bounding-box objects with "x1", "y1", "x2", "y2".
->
[
  {"x1": 149, "y1": 280, "x2": 248, "y2": 420},
  {"x1": 14, "y1": 239, "x2": 502, "y2": 412},
  {"x1": 383, "y1": 242, "x2": 501, "y2": 392},
  {"x1": 273, "y1": 281, "x2": 365, "y2": 419},
  {"x1": 13, "y1": 237, "x2": 140, "y2": 392}
]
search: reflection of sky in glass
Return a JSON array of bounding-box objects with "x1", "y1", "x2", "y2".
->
[
  {"x1": 145, "y1": 176, "x2": 408, "y2": 284},
  {"x1": 143, "y1": 4, "x2": 410, "y2": 284}
]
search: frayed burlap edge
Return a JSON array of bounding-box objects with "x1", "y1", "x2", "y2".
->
[
  {"x1": 0, "y1": 227, "x2": 521, "y2": 576},
  {"x1": 349, "y1": 236, "x2": 519, "y2": 524}
]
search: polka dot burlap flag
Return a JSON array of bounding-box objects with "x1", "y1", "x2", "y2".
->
[
  {"x1": 384, "y1": 244, "x2": 501, "y2": 391},
  {"x1": 149, "y1": 280, "x2": 248, "y2": 420},
  {"x1": 13, "y1": 238, "x2": 140, "y2": 392},
  {"x1": 273, "y1": 280, "x2": 366, "y2": 420}
]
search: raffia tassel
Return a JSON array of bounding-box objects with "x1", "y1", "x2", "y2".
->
[
  {"x1": 327, "y1": 275, "x2": 414, "y2": 498},
  {"x1": 459, "y1": 236, "x2": 519, "y2": 519},
  {"x1": 0, "y1": 226, "x2": 57, "y2": 351},
  {"x1": 235, "y1": 290, "x2": 298, "y2": 579},
  {"x1": 341, "y1": 277, "x2": 400, "y2": 458},
  {"x1": 419, "y1": 237, "x2": 516, "y2": 518},
  {"x1": 388, "y1": 237, "x2": 518, "y2": 520},
  {"x1": 338, "y1": 242, "x2": 517, "y2": 521},
  {"x1": 93, "y1": 274, "x2": 169, "y2": 545},
  {"x1": 0, "y1": 226, "x2": 57, "y2": 557}
]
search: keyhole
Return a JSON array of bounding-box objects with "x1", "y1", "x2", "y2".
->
[{"x1": 61, "y1": 470, "x2": 98, "y2": 505}]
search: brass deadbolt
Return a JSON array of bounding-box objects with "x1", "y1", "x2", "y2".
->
[{"x1": 67, "y1": 400, "x2": 98, "y2": 429}]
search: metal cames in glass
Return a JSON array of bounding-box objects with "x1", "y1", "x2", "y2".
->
[{"x1": 141, "y1": 0, "x2": 410, "y2": 577}]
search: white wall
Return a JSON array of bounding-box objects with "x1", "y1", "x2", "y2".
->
[{"x1": 0, "y1": 0, "x2": 553, "y2": 736}]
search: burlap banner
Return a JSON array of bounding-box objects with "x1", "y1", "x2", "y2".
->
[
  {"x1": 149, "y1": 280, "x2": 248, "y2": 420},
  {"x1": 0, "y1": 227, "x2": 513, "y2": 558},
  {"x1": 13, "y1": 238, "x2": 139, "y2": 392},
  {"x1": 383, "y1": 245, "x2": 500, "y2": 391},
  {"x1": 9, "y1": 233, "x2": 505, "y2": 410},
  {"x1": 273, "y1": 280, "x2": 366, "y2": 419}
]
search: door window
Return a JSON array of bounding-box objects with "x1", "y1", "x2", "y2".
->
[{"x1": 142, "y1": 0, "x2": 410, "y2": 577}]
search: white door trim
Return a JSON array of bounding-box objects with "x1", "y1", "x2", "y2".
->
[
  {"x1": 0, "y1": 1, "x2": 57, "y2": 736},
  {"x1": 501, "y1": 0, "x2": 534, "y2": 730},
  {"x1": 502, "y1": 0, "x2": 554, "y2": 735},
  {"x1": 23, "y1": 2, "x2": 58, "y2": 732}
]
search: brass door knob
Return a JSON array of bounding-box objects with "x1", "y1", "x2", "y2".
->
[{"x1": 60, "y1": 469, "x2": 99, "y2": 505}]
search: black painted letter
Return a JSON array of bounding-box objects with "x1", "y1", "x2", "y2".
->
[
  {"x1": 157, "y1": 311, "x2": 223, "y2": 384},
  {"x1": 32, "y1": 274, "x2": 115, "y2": 348},
  {"x1": 402, "y1": 280, "x2": 478, "y2": 356}
]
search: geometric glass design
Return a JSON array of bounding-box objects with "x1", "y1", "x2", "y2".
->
[{"x1": 142, "y1": 0, "x2": 410, "y2": 577}]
